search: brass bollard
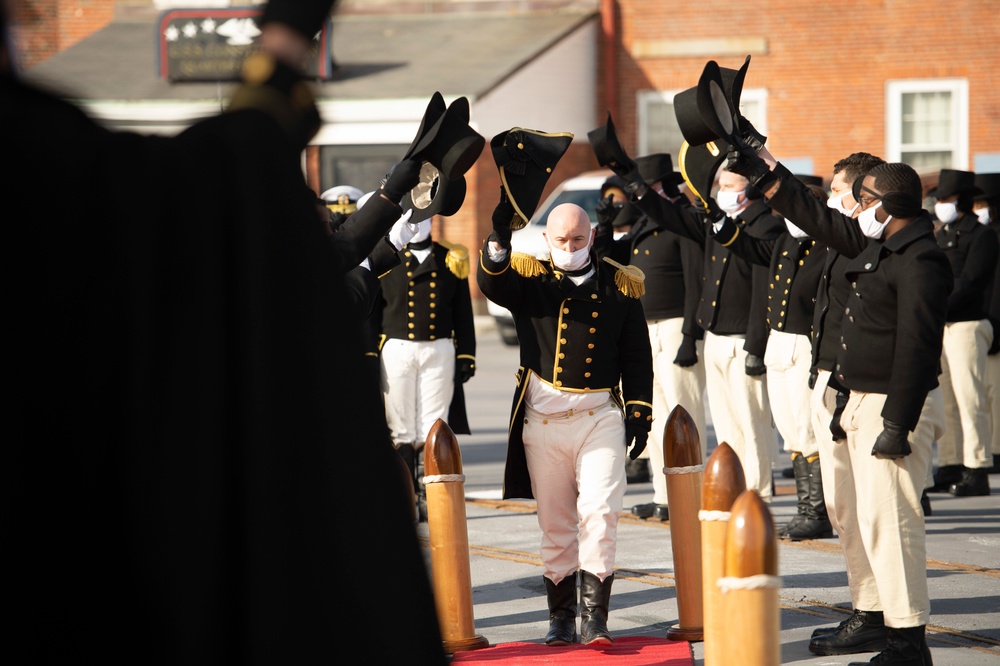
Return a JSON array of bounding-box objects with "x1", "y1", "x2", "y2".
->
[
  {"x1": 700, "y1": 442, "x2": 747, "y2": 665},
  {"x1": 423, "y1": 418, "x2": 489, "y2": 654},
  {"x1": 663, "y1": 404, "x2": 705, "y2": 642},
  {"x1": 719, "y1": 490, "x2": 780, "y2": 666}
]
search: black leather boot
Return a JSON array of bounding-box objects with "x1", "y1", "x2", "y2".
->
[
  {"x1": 949, "y1": 467, "x2": 990, "y2": 496},
  {"x1": 848, "y1": 625, "x2": 932, "y2": 665},
  {"x1": 414, "y1": 442, "x2": 428, "y2": 522},
  {"x1": 809, "y1": 609, "x2": 888, "y2": 655},
  {"x1": 786, "y1": 456, "x2": 834, "y2": 540},
  {"x1": 780, "y1": 453, "x2": 809, "y2": 538},
  {"x1": 580, "y1": 571, "x2": 613, "y2": 645},
  {"x1": 543, "y1": 573, "x2": 578, "y2": 646},
  {"x1": 928, "y1": 464, "x2": 963, "y2": 492},
  {"x1": 395, "y1": 443, "x2": 417, "y2": 522}
]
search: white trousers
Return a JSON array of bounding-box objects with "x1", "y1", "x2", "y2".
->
[
  {"x1": 937, "y1": 320, "x2": 993, "y2": 468},
  {"x1": 644, "y1": 318, "x2": 708, "y2": 505},
  {"x1": 703, "y1": 331, "x2": 778, "y2": 499},
  {"x1": 765, "y1": 329, "x2": 820, "y2": 457},
  {"x1": 988, "y1": 352, "x2": 1000, "y2": 456},
  {"x1": 840, "y1": 388, "x2": 944, "y2": 627},
  {"x1": 380, "y1": 337, "x2": 455, "y2": 445},
  {"x1": 523, "y1": 400, "x2": 626, "y2": 583}
]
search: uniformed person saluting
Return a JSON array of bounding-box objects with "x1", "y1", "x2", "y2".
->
[
  {"x1": 478, "y1": 192, "x2": 653, "y2": 647},
  {"x1": 374, "y1": 211, "x2": 476, "y2": 521}
]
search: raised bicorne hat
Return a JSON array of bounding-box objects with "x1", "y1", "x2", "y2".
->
[
  {"x1": 928, "y1": 168, "x2": 983, "y2": 199},
  {"x1": 404, "y1": 93, "x2": 486, "y2": 182},
  {"x1": 678, "y1": 139, "x2": 730, "y2": 209},
  {"x1": 675, "y1": 56, "x2": 766, "y2": 149},
  {"x1": 587, "y1": 112, "x2": 635, "y2": 173},
  {"x1": 635, "y1": 153, "x2": 684, "y2": 187},
  {"x1": 401, "y1": 162, "x2": 468, "y2": 223},
  {"x1": 492, "y1": 127, "x2": 573, "y2": 229}
]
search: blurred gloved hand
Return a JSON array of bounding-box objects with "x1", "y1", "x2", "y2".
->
[
  {"x1": 745, "y1": 353, "x2": 766, "y2": 376},
  {"x1": 456, "y1": 357, "x2": 476, "y2": 384},
  {"x1": 871, "y1": 419, "x2": 912, "y2": 459},
  {"x1": 990, "y1": 318, "x2": 1000, "y2": 355},
  {"x1": 725, "y1": 133, "x2": 777, "y2": 192},
  {"x1": 380, "y1": 158, "x2": 422, "y2": 203},
  {"x1": 808, "y1": 370, "x2": 818, "y2": 390},
  {"x1": 490, "y1": 187, "x2": 515, "y2": 247},
  {"x1": 386, "y1": 208, "x2": 416, "y2": 251},
  {"x1": 595, "y1": 195, "x2": 620, "y2": 231},
  {"x1": 673, "y1": 334, "x2": 698, "y2": 367},
  {"x1": 830, "y1": 389, "x2": 849, "y2": 440}
]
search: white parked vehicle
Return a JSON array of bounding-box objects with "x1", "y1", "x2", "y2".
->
[{"x1": 486, "y1": 169, "x2": 612, "y2": 345}]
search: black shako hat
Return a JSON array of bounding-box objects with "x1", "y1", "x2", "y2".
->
[
  {"x1": 928, "y1": 168, "x2": 983, "y2": 199},
  {"x1": 491, "y1": 127, "x2": 573, "y2": 229},
  {"x1": 636, "y1": 153, "x2": 685, "y2": 188},
  {"x1": 974, "y1": 173, "x2": 1000, "y2": 201},
  {"x1": 404, "y1": 92, "x2": 485, "y2": 182}
]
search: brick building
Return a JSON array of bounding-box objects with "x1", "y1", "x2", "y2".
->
[{"x1": 13, "y1": 0, "x2": 1000, "y2": 311}]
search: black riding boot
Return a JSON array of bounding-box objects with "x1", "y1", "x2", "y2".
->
[
  {"x1": 580, "y1": 571, "x2": 613, "y2": 645},
  {"x1": 786, "y1": 455, "x2": 834, "y2": 540},
  {"x1": 414, "y1": 442, "x2": 427, "y2": 522},
  {"x1": 928, "y1": 464, "x2": 963, "y2": 492},
  {"x1": 396, "y1": 443, "x2": 417, "y2": 522},
  {"x1": 848, "y1": 625, "x2": 932, "y2": 665},
  {"x1": 543, "y1": 573, "x2": 577, "y2": 646},
  {"x1": 809, "y1": 609, "x2": 888, "y2": 655},
  {"x1": 779, "y1": 453, "x2": 809, "y2": 538}
]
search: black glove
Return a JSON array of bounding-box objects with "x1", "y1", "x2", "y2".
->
[
  {"x1": 489, "y1": 187, "x2": 515, "y2": 247},
  {"x1": 595, "y1": 195, "x2": 621, "y2": 230},
  {"x1": 673, "y1": 334, "x2": 698, "y2": 367},
  {"x1": 625, "y1": 422, "x2": 648, "y2": 460},
  {"x1": 830, "y1": 389, "x2": 849, "y2": 440},
  {"x1": 808, "y1": 370, "x2": 818, "y2": 390},
  {"x1": 871, "y1": 419, "x2": 912, "y2": 460},
  {"x1": 456, "y1": 357, "x2": 476, "y2": 384},
  {"x1": 379, "y1": 158, "x2": 422, "y2": 203},
  {"x1": 724, "y1": 134, "x2": 778, "y2": 193},
  {"x1": 745, "y1": 353, "x2": 766, "y2": 376},
  {"x1": 624, "y1": 404, "x2": 652, "y2": 460},
  {"x1": 990, "y1": 318, "x2": 1000, "y2": 355}
]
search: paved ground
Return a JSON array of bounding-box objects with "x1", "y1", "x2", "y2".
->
[{"x1": 416, "y1": 318, "x2": 1000, "y2": 664}]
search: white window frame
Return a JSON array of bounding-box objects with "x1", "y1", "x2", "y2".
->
[
  {"x1": 886, "y1": 78, "x2": 968, "y2": 169},
  {"x1": 637, "y1": 87, "x2": 768, "y2": 156}
]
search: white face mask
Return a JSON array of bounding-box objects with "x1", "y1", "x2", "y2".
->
[
  {"x1": 857, "y1": 202, "x2": 889, "y2": 239},
  {"x1": 785, "y1": 219, "x2": 809, "y2": 239},
  {"x1": 716, "y1": 189, "x2": 746, "y2": 216},
  {"x1": 827, "y1": 190, "x2": 859, "y2": 216},
  {"x1": 410, "y1": 219, "x2": 432, "y2": 243},
  {"x1": 976, "y1": 208, "x2": 992, "y2": 225},
  {"x1": 935, "y1": 201, "x2": 959, "y2": 224},
  {"x1": 549, "y1": 244, "x2": 591, "y2": 272}
]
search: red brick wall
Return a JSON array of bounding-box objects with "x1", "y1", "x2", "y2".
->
[
  {"x1": 11, "y1": 0, "x2": 115, "y2": 69},
  {"x1": 606, "y1": 0, "x2": 1000, "y2": 178}
]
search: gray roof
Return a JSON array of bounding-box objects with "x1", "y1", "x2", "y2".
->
[{"x1": 25, "y1": 10, "x2": 596, "y2": 103}]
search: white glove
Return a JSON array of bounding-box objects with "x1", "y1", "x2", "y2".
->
[{"x1": 387, "y1": 208, "x2": 416, "y2": 250}]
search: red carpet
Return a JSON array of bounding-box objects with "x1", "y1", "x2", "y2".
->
[{"x1": 449, "y1": 636, "x2": 693, "y2": 665}]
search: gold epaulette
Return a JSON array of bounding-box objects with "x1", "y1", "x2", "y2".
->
[
  {"x1": 437, "y1": 240, "x2": 470, "y2": 279},
  {"x1": 601, "y1": 257, "x2": 645, "y2": 298},
  {"x1": 510, "y1": 252, "x2": 548, "y2": 278}
]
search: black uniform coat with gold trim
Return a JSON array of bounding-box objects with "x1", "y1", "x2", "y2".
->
[
  {"x1": 711, "y1": 218, "x2": 826, "y2": 337},
  {"x1": 477, "y1": 246, "x2": 653, "y2": 500},
  {"x1": 375, "y1": 240, "x2": 476, "y2": 433},
  {"x1": 632, "y1": 192, "x2": 783, "y2": 355}
]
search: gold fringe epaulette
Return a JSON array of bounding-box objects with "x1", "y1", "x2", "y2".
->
[
  {"x1": 602, "y1": 257, "x2": 645, "y2": 298},
  {"x1": 437, "y1": 240, "x2": 470, "y2": 279},
  {"x1": 510, "y1": 252, "x2": 548, "y2": 278}
]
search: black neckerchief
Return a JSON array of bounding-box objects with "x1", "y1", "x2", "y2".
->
[
  {"x1": 557, "y1": 261, "x2": 593, "y2": 278},
  {"x1": 407, "y1": 237, "x2": 433, "y2": 251}
]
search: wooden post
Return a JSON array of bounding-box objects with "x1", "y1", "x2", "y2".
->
[
  {"x1": 700, "y1": 442, "x2": 747, "y2": 665},
  {"x1": 663, "y1": 404, "x2": 704, "y2": 641},
  {"x1": 423, "y1": 418, "x2": 489, "y2": 654},
  {"x1": 719, "y1": 490, "x2": 780, "y2": 666}
]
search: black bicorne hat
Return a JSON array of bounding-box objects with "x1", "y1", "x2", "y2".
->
[
  {"x1": 928, "y1": 168, "x2": 983, "y2": 199},
  {"x1": 974, "y1": 173, "x2": 1000, "y2": 201},
  {"x1": 491, "y1": 127, "x2": 573, "y2": 229},
  {"x1": 675, "y1": 56, "x2": 766, "y2": 149},
  {"x1": 678, "y1": 139, "x2": 730, "y2": 209},
  {"x1": 404, "y1": 92, "x2": 485, "y2": 182},
  {"x1": 587, "y1": 112, "x2": 636, "y2": 173},
  {"x1": 636, "y1": 153, "x2": 684, "y2": 187},
  {"x1": 401, "y1": 162, "x2": 468, "y2": 222}
]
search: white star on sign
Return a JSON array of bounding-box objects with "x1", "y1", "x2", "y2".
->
[
  {"x1": 182, "y1": 22, "x2": 198, "y2": 39},
  {"x1": 201, "y1": 18, "x2": 216, "y2": 34},
  {"x1": 164, "y1": 25, "x2": 179, "y2": 42}
]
